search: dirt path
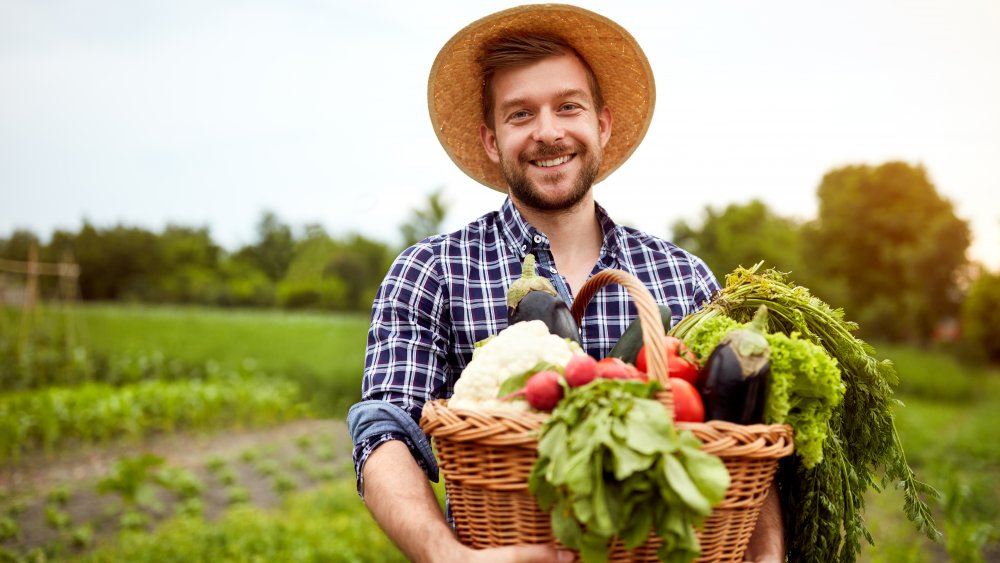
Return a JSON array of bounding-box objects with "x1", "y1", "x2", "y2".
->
[{"x1": 0, "y1": 418, "x2": 350, "y2": 496}]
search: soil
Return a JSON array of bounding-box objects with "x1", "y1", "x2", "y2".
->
[{"x1": 0, "y1": 418, "x2": 351, "y2": 558}]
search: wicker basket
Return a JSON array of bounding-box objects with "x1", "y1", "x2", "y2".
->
[{"x1": 420, "y1": 269, "x2": 794, "y2": 561}]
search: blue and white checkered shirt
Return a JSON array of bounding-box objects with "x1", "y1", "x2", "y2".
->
[{"x1": 347, "y1": 197, "x2": 719, "y2": 495}]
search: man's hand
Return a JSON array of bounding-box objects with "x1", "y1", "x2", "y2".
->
[
  {"x1": 463, "y1": 544, "x2": 575, "y2": 562},
  {"x1": 362, "y1": 440, "x2": 575, "y2": 563}
]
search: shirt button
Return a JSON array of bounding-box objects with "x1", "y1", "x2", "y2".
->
[
  {"x1": 520, "y1": 244, "x2": 527, "y2": 251},
  {"x1": 533, "y1": 235, "x2": 542, "y2": 243},
  {"x1": 550, "y1": 267, "x2": 557, "y2": 274}
]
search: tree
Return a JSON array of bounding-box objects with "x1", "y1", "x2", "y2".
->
[
  {"x1": 277, "y1": 230, "x2": 391, "y2": 312},
  {"x1": 804, "y1": 162, "x2": 970, "y2": 342},
  {"x1": 73, "y1": 223, "x2": 165, "y2": 301},
  {"x1": 400, "y1": 188, "x2": 449, "y2": 248},
  {"x1": 961, "y1": 268, "x2": 1000, "y2": 362},
  {"x1": 323, "y1": 234, "x2": 392, "y2": 310},
  {"x1": 671, "y1": 199, "x2": 805, "y2": 279},
  {"x1": 155, "y1": 226, "x2": 224, "y2": 303},
  {"x1": 0, "y1": 229, "x2": 41, "y2": 261},
  {"x1": 236, "y1": 212, "x2": 295, "y2": 282}
]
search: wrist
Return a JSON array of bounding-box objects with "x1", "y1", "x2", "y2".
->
[{"x1": 415, "y1": 535, "x2": 469, "y2": 563}]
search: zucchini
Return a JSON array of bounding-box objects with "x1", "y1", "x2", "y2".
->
[{"x1": 607, "y1": 305, "x2": 672, "y2": 363}]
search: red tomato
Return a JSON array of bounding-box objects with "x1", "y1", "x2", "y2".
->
[
  {"x1": 636, "y1": 336, "x2": 701, "y2": 386},
  {"x1": 669, "y1": 377, "x2": 705, "y2": 423}
]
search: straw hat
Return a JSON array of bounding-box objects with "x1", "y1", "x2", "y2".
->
[{"x1": 428, "y1": 4, "x2": 656, "y2": 192}]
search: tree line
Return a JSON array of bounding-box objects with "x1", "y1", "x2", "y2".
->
[
  {"x1": 671, "y1": 161, "x2": 998, "y2": 362},
  {"x1": 0, "y1": 188, "x2": 448, "y2": 315},
  {"x1": 2, "y1": 165, "x2": 998, "y2": 360}
]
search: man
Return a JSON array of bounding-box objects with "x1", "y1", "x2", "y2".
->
[{"x1": 348, "y1": 5, "x2": 783, "y2": 562}]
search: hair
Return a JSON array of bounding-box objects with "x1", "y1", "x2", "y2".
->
[{"x1": 478, "y1": 33, "x2": 605, "y2": 130}]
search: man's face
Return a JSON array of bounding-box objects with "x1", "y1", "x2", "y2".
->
[{"x1": 479, "y1": 53, "x2": 612, "y2": 212}]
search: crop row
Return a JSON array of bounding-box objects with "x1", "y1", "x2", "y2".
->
[
  {"x1": 0, "y1": 374, "x2": 308, "y2": 463},
  {"x1": 61, "y1": 480, "x2": 405, "y2": 563}
]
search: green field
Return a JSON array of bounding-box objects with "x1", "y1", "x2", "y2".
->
[
  {"x1": 14, "y1": 303, "x2": 370, "y2": 417},
  {"x1": 68, "y1": 304, "x2": 369, "y2": 375},
  {"x1": 3, "y1": 303, "x2": 999, "y2": 561}
]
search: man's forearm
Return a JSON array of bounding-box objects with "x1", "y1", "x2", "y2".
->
[
  {"x1": 745, "y1": 479, "x2": 784, "y2": 562},
  {"x1": 362, "y1": 440, "x2": 464, "y2": 563}
]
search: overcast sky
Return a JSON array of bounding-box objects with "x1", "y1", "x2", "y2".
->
[{"x1": 2, "y1": 0, "x2": 998, "y2": 270}]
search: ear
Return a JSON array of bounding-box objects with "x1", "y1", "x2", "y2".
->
[
  {"x1": 598, "y1": 105, "x2": 612, "y2": 149},
  {"x1": 479, "y1": 123, "x2": 501, "y2": 164}
]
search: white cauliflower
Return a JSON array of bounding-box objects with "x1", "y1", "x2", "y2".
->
[{"x1": 449, "y1": 320, "x2": 582, "y2": 412}]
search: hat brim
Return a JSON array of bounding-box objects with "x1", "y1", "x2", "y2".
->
[{"x1": 428, "y1": 4, "x2": 656, "y2": 192}]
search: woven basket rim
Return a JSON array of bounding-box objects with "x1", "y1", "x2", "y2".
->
[{"x1": 422, "y1": 397, "x2": 795, "y2": 458}]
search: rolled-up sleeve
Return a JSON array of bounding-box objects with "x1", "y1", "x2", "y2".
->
[
  {"x1": 347, "y1": 401, "x2": 438, "y2": 497},
  {"x1": 348, "y1": 243, "x2": 450, "y2": 493}
]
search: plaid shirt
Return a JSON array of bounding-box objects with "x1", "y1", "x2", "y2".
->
[{"x1": 348, "y1": 197, "x2": 718, "y2": 494}]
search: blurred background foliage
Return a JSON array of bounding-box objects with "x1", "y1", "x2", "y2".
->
[{"x1": 1, "y1": 160, "x2": 997, "y2": 361}]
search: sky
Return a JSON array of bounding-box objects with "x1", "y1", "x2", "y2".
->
[{"x1": 2, "y1": 0, "x2": 998, "y2": 270}]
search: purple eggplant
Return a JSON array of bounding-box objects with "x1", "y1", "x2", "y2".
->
[
  {"x1": 507, "y1": 254, "x2": 581, "y2": 345},
  {"x1": 701, "y1": 305, "x2": 771, "y2": 424}
]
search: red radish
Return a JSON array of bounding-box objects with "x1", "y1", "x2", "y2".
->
[
  {"x1": 596, "y1": 357, "x2": 646, "y2": 381},
  {"x1": 524, "y1": 370, "x2": 564, "y2": 411},
  {"x1": 596, "y1": 357, "x2": 630, "y2": 380},
  {"x1": 564, "y1": 355, "x2": 599, "y2": 388}
]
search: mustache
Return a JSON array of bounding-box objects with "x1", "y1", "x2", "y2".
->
[{"x1": 520, "y1": 143, "x2": 579, "y2": 162}]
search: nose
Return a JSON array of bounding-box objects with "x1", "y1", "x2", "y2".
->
[{"x1": 531, "y1": 109, "x2": 563, "y2": 145}]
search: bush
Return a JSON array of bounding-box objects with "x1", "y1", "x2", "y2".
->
[{"x1": 275, "y1": 278, "x2": 349, "y2": 310}]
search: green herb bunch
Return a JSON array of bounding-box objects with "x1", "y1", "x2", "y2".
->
[
  {"x1": 670, "y1": 263, "x2": 941, "y2": 562},
  {"x1": 528, "y1": 379, "x2": 729, "y2": 563}
]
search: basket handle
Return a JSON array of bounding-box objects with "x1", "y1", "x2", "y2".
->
[{"x1": 569, "y1": 270, "x2": 670, "y2": 389}]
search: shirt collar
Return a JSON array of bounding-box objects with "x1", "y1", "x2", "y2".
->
[
  {"x1": 594, "y1": 201, "x2": 624, "y2": 268},
  {"x1": 498, "y1": 197, "x2": 623, "y2": 264}
]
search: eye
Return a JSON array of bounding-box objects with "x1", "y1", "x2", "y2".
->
[
  {"x1": 559, "y1": 103, "x2": 581, "y2": 112},
  {"x1": 510, "y1": 110, "x2": 531, "y2": 121}
]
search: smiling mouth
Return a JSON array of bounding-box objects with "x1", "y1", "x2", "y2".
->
[{"x1": 531, "y1": 154, "x2": 574, "y2": 168}]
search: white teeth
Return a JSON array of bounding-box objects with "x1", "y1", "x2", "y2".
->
[{"x1": 534, "y1": 155, "x2": 571, "y2": 167}]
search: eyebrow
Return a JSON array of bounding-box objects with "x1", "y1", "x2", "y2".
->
[{"x1": 498, "y1": 88, "x2": 591, "y2": 117}]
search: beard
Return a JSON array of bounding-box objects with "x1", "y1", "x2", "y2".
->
[{"x1": 499, "y1": 141, "x2": 600, "y2": 212}]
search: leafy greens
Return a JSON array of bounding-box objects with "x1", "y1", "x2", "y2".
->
[{"x1": 528, "y1": 379, "x2": 729, "y2": 563}]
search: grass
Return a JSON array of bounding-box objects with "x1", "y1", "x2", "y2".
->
[
  {"x1": 20, "y1": 304, "x2": 371, "y2": 417},
  {"x1": 859, "y1": 345, "x2": 1000, "y2": 562}
]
